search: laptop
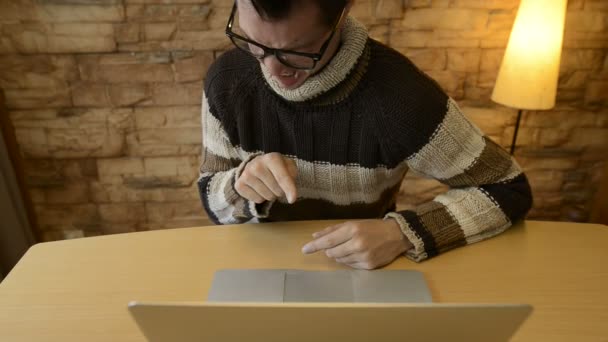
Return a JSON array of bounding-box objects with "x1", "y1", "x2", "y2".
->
[{"x1": 128, "y1": 269, "x2": 532, "y2": 341}]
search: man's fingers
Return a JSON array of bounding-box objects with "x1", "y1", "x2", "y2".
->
[
  {"x1": 268, "y1": 159, "x2": 297, "y2": 203},
  {"x1": 256, "y1": 166, "x2": 285, "y2": 198},
  {"x1": 235, "y1": 183, "x2": 266, "y2": 204},
  {"x1": 301, "y1": 226, "x2": 353, "y2": 254},
  {"x1": 312, "y1": 224, "x2": 342, "y2": 239},
  {"x1": 243, "y1": 177, "x2": 275, "y2": 202},
  {"x1": 335, "y1": 253, "x2": 360, "y2": 264},
  {"x1": 325, "y1": 237, "x2": 364, "y2": 258}
]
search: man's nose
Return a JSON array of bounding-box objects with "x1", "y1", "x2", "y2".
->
[{"x1": 261, "y1": 55, "x2": 290, "y2": 76}]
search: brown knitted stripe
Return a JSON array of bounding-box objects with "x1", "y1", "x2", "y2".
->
[
  {"x1": 415, "y1": 201, "x2": 466, "y2": 253},
  {"x1": 200, "y1": 148, "x2": 240, "y2": 174},
  {"x1": 442, "y1": 137, "x2": 513, "y2": 187}
]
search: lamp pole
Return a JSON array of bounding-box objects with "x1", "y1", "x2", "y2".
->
[{"x1": 510, "y1": 109, "x2": 523, "y2": 155}]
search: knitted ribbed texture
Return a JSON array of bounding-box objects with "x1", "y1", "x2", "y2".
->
[
  {"x1": 198, "y1": 18, "x2": 533, "y2": 262},
  {"x1": 260, "y1": 16, "x2": 369, "y2": 102}
]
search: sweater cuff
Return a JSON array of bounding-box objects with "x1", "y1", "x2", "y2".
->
[
  {"x1": 231, "y1": 152, "x2": 274, "y2": 219},
  {"x1": 384, "y1": 212, "x2": 429, "y2": 262}
]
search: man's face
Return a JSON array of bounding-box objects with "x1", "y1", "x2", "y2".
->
[{"x1": 236, "y1": 0, "x2": 343, "y2": 90}]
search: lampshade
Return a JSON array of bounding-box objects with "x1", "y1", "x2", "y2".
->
[{"x1": 491, "y1": 0, "x2": 567, "y2": 110}]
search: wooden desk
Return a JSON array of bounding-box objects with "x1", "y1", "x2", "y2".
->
[{"x1": 0, "y1": 220, "x2": 607, "y2": 341}]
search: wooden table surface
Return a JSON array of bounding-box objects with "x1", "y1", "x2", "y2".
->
[{"x1": 0, "y1": 220, "x2": 607, "y2": 341}]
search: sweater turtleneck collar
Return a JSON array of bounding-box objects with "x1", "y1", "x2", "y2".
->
[{"x1": 260, "y1": 16, "x2": 369, "y2": 102}]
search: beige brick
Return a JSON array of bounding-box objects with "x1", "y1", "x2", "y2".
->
[
  {"x1": 4, "y1": 23, "x2": 116, "y2": 54},
  {"x1": 351, "y1": 0, "x2": 374, "y2": 21},
  {"x1": 408, "y1": 0, "x2": 431, "y2": 8},
  {"x1": 108, "y1": 83, "x2": 153, "y2": 107},
  {"x1": 0, "y1": 37, "x2": 17, "y2": 54},
  {"x1": 46, "y1": 128, "x2": 125, "y2": 158},
  {"x1": 29, "y1": 188, "x2": 46, "y2": 204},
  {"x1": 463, "y1": 84, "x2": 493, "y2": 103},
  {"x1": 115, "y1": 23, "x2": 140, "y2": 43},
  {"x1": 165, "y1": 30, "x2": 231, "y2": 51},
  {"x1": 502, "y1": 126, "x2": 538, "y2": 148},
  {"x1": 14, "y1": 128, "x2": 50, "y2": 157},
  {"x1": 127, "y1": 4, "x2": 211, "y2": 22},
  {"x1": 135, "y1": 128, "x2": 201, "y2": 146},
  {"x1": 143, "y1": 156, "x2": 197, "y2": 177},
  {"x1": 400, "y1": 48, "x2": 446, "y2": 70},
  {"x1": 126, "y1": 0, "x2": 212, "y2": 3},
  {"x1": 400, "y1": 8, "x2": 488, "y2": 30},
  {"x1": 126, "y1": 137, "x2": 202, "y2": 157},
  {"x1": 124, "y1": 174, "x2": 195, "y2": 189},
  {"x1": 152, "y1": 82, "x2": 202, "y2": 105},
  {"x1": 0, "y1": 1, "x2": 38, "y2": 21},
  {"x1": 461, "y1": 105, "x2": 516, "y2": 136},
  {"x1": 425, "y1": 70, "x2": 466, "y2": 99},
  {"x1": 565, "y1": 11, "x2": 606, "y2": 32},
  {"x1": 374, "y1": 0, "x2": 403, "y2": 19},
  {"x1": 35, "y1": 203, "x2": 99, "y2": 227},
  {"x1": 567, "y1": 128, "x2": 608, "y2": 148},
  {"x1": 523, "y1": 110, "x2": 598, "y2": 129},
  {"x1": 98, "y1": 158, "x2": 144, "y2": 179},
  {"x1": 91, "y1": 182, "x2": 200, "y2": 203},
  {"x1": 450, "y1": 0, "x2": 519, "y2": 9},
  {"x1": 537, "y1": 128, "x2": 572, "y2": 147},
  {"x1": 45, "y1": 182, "x2": 89, "y2": 204},
  {"x1": 558, "y1": 71, "x2": 591, "y2": 89},
  {"x1": 518, "y1": 156, "x2": 578, "y2": 171},
  {"x1": 134, "y1": 106, "x2": 200, "y2": 129},
  {"x1": 368, "y1": 24, "x2": 389, "y2": 44},
  {"x1": 560, "y1": 49, "x2": 606, "y2": 71},
  {"x1": 487, "y1": 11, "x2": 515, "y2": 31},
  {"x1": 480, "y1": 30, "x2": 511, "y2": 48},
  {"x1": 4, "y1": 87, "x2": 71, "y2": 109},
  {"x1": 99, "y1": 203, "x2": 146, "y2": 223},
  {"x1": 145, "y1": 201, "x2": 208, "y2": 227},
  {"x1": 389, "y1": 30, "x2": 432, "y2": 48},
  {"x1": 172, "y1": 51, "x2": 214, "y2": 83},
  {"x1": 586, "y1": 0, "x2": 608, "y2": 9},
  {"x1": 526, "y1": 170, "x2": 566, "y2": 192},
  {"x1": 0, "y1": 55, "x2": 78, "y2": 89},
  {"x1": 144, "y1": 23, "x2": 177, "y2": 41},
  {"x1": 79, "y1": 53, "x2": 174, "y2": 83},
  {"x1": 477, "y1": 70, "x2": 498, "y2": 88},
  {"x1": 10, "y1": 108, "x2": 133, "y2": 130},
  {"x1": 72, "y1": 83, "x2": 110, "y2": 107},
  {"x1": 568, "y1": 0, "x2": 585, "y2": 10},
  {"x1": 34, "y1": 3, "x2": 124, "y2": 22},
  {"x1": 447, "y1": 49, "x2": 481, "y2": 72},
  {"x1": 584, "y1": 81, "x2": 608, "y2": 106},
  {"x1": 563, "y1": 32, "x2": 608, "y2": 49},
  {"x1": 480, "y1": 49, "x2": 504, "y2": 71}
]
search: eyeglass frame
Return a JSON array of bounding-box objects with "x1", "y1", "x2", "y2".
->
[{"x1": 225, "y1": 1, "x2": 347, "y2": 70}]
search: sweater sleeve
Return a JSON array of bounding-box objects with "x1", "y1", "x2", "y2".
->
[
  {"x1": 385, "y1": 98, "x2": 533, "y2": 262},
  {"x1": 197, "y1": 92, "x2": 272, "y2": 224}
]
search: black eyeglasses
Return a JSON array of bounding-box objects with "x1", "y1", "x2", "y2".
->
[{"x1": 225, "y1": 2, "x2": 346, "y2": 70}]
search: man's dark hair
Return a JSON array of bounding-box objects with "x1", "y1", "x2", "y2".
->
[{"x1": 249, "y1": 0, "x2": 347, "y2": 27}]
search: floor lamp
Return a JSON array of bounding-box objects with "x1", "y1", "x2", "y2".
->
[{"x1": 491, "y1": 0, "x2": 567, "y2": 155}]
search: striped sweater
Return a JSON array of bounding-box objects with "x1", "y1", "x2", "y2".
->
[{"x1": 198, "y1": 17, "x2": 533, "y2": 262}]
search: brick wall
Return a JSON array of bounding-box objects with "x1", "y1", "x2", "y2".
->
[{"x1": 0, "y1": 0, "x2": 606, "y2": 240}]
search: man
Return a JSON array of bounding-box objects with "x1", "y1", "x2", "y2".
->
[{"x1": 198, "y1": 0, "x2": 533, "y2": 269}]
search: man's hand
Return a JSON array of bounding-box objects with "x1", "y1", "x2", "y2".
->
[
  {"x1": 235, "y1": 152, "x2": 298, "y2": 204},
  {"x1": 301, "y1": 219, "x2": 413, "y2": 270}
]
